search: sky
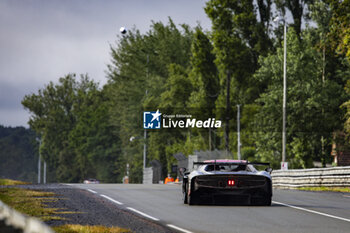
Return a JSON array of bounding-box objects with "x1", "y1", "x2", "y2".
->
[{"x1": 0, "y1": 0, "x2": 211, "y2": 127}]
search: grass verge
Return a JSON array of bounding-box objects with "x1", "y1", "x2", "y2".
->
[
  {"x1": 53, "y1": 224, "x2": 131, "y2": 233},
  {"x1": 0, "y1": 187, "x2": 65, "y2": 221},
  {"x1": 298, "y1": 186, "x2": 350, "y2": 193},
  {"x1": 0, "y1": 180, "x2": 131, "y2": 232},
  {"x1": 0, "y1": 178, "x2": 30, "y2": 185}
]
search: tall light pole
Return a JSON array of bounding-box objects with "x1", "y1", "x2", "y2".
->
[
  {"x1": 225, "y1": 70, "x2": 231, "y2": 155},
  {"x1": 121, "y1": 27, "x2": 149, "y2": 174},
  {"x1": 36, "y1": 137, "x2": 42, "y2": 184},
  {"x1": 36, "y1": 137, "x2": 47, "y2": 184},
  {"x1": 143, "y1": 130, "x2": 147, "y2": 169},
  {"x1": 130, "y1": 135, "x2": 147, "y2": 169},
  {"x1": 43, "y1": 161, "x2": 46, "y2": 184},
  {"x1": 274, "y1": 16, "x2": 287, "y2": 169},
  {"x1": 37, "y1": 138, "x2": 41, "y2": 184},
  {"x1": 237, "y1": 105, "x2": 241, "y2": 160}
]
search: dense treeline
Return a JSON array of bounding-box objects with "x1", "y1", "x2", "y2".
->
[
  {"x1": 22, "y1": 0, "x2": 350, "y2": 183},
  {"x1": 0, "y1": 126, "x2": 38, "y2": 182},
  {"x1": 22, "y1": 75, "x2": 122, "y2": 183}
]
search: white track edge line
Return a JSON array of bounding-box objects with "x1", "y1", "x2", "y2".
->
[
  {"x1": 167, "y1": 224, "x2": 193, "y2": 233},
  {"x1": 273, "y1": 201, "x2": 350, "y2": 223},
  {"x1": 87, "y1": 189, "x2": 97, "y2": 194},
  {"x1": 126, "y1": 207, "x2": 159, "y2": 221},
  {"x1": 100, "y1": 194, "x2": 123, "y2": 205}
]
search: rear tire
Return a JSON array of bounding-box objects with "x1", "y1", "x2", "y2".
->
[
  {"x1": 187, "y1": 179, "x2": 199, "y2": 205},
  {"x1": 264, "y1": 196, "x2": 272, "y2": 206},
  {"x1": 188, "y1": 191, "x2": 199, "y2": 205},
  {"x1": 188, "y1": 192, "x2": 195, "y2": 205}
]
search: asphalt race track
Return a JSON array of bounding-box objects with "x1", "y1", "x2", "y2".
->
[{"x1": 68, "y1": 184, "x2": 350, "y2": 233}]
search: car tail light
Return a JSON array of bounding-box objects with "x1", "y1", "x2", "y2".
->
[{"x1": 227, "y1": 179, "x2": 235, "y2": 186}]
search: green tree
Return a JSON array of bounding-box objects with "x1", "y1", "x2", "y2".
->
[
  {"x1": 253, "y1": 28, "x2": 347, "y2": 168},
  {"x1": 23, "y1": 74, "x2": 80, "y2": 182},
  {"x1": 158, "y1": 64, "x2": 193, "y2": 171},
  {"x1": 274, "y1": 0, "x2": 313, "y2": 39},
  {"x1": 187, "y1": 27, "x2": 219, "y2": 151},
  {"x1": 22, "y1": 74, "x2": 120, "y2": 182},
  {"x1": 107, "y1": 19, "x2": 194, "y2": 181},
  {"x1": 205, "y1": 0, "x2": 274, "y2": 154},
  {"x1": 328, "y1": 0, "x2": 350, "y2": 59},
  {"x1": 0, "y1": 126, "x2": 38, "y2": 182},
  {"x1": 68, "y1": 84, "x2": 122, "y2": 182}
]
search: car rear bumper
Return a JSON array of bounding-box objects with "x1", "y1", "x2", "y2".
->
[{"x1": 190, "y1": 175, "x2": 272, "y2": 205}]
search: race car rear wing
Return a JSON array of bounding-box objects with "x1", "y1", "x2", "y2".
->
[{"x1": 193, "y1": 161, "x2": 270, "y2": 167}]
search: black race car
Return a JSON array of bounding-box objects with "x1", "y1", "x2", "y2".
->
[{"x1": 181, "y1": 159, "x2": 272, "y2": 205}]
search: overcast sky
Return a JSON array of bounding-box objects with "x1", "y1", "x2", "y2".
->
[{"x1": 0, "y1": 0, "x2": 211, "y2": 127}]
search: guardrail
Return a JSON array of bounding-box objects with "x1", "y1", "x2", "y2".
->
[
  {"x1": 0, "y1": 200, "x2": 54, "y2": 233},
  {"x1": 272, "y1": 166, "x2": 350, "y2": 188}
]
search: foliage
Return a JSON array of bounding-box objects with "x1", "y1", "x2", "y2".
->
[
  {"x1": 253, "y1": 27, "x2": 348, "y2": 168},
  {"x1": 19, "y1": 1, "x2": 350, "y2": 182},
  {"x1": 342, "y1": 80, "x2": 350, "y2": 135},
  {"x1": 0, "y1": 126, "x2": 38, "y2": 183},
  {"x1": 22, "y1": 75, "x2": 121, "y2": 183},
  {"x1": 107, "y1": 19, "x2": 194, "y2": 181},
  {"x1": 188, "y1": 27, "x2": 220, "y2": 151},
  {"x1": 274, "y1": 0, "x2": 313, "y2": 38},
  {"x1": 328, "y1": 0, "x2": 350, "y2": 58}
]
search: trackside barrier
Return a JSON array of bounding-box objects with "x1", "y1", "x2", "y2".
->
[
  {"x1": 271, "y1": 166, "x2": 350, "y2": 188},
  {"x1": 143, "y1": 167, "x2": 153, "y2": 184},
  {"x1": 0, "y1": 200, "x2": 54, "y2": 233}
]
